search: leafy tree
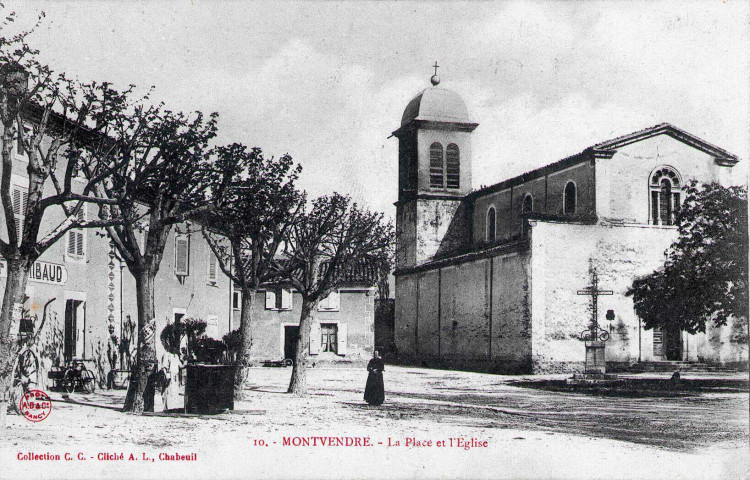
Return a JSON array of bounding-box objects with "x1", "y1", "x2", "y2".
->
[
  {"x1": 628, "y1": 182, "x2": 748, "y2": 334},
  {"x1": 280, "y1": 193, "x2": 393, "y2": 395},
  {"x1": 0, "y1": 10, "x2": 123, "y2": 424},
  {"x1": 201, "y1": 144, "x2": 302, "y2": 399}
]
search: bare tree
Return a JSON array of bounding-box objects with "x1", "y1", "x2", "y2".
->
[
  {"x1": 80, "y1": 94, "x2": 237, "y2": 413},
  {"x1": 281, "y1": 193, "x2": 393, "y2": 395},
  {"x1": 0, "y1": 13, "x2": 122, "y2": 425},
  {"x1": 201, "y1": 144, "x2": 303, "y2": 399}
]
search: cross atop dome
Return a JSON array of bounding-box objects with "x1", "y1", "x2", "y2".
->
[{"x1": 431, "y1": 61, "x2": 440, "y2": 86}]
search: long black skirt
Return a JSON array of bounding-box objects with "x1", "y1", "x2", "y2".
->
[{"x1": 364, "y1": 372, "x2": 384, "y2": 406}]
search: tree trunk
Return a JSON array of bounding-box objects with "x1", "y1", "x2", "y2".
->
[
  {"x1": 288, "y1": 298, "x2": 315, "y2": 395},
  {"x1": 0, "y1": 257, "x2": 30, "y2": 426},
  {"x1": 122, "y1": 269, "x2": 158, "y2": 414},
  {"x1": 234, "y1": 287, "x2": 255, "y2": 400}
]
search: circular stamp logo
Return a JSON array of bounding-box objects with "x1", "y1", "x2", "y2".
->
[{"x1": 19, "y1": 390, "x2": 52, "y2": 422}]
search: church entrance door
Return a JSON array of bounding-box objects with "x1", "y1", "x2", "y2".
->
[
  {"x1": 652, "y1": 324, "x2": 683, "y2": 361},
  {"x1": 284, "y1": 326, "x2": 299, "y2": 361},
  {"x1": 664, "y1": 324, "x2": 682, "y2": 361}
]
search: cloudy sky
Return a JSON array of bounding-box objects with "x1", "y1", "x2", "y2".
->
[{"x1": 9, "y1": 1, "x2": 750, "y2": 218}]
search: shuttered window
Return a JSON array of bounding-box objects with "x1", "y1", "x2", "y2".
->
[
  {"x1": 207, "y1": 251, "x2": 218, "y2": 283},
  {"x1": 265, "y1": 288, "x2": 292, "y2": 310},
  {"x1": 318, "y1": 290, "x2": 340, "y2": 311},
  {"x1": 320, "y1": 323, "x2": 338, "y2": 353},
  {"x1": 446, "y1": 143, "x2": 460, "y2": 189},
  {"x1": 11, "y1": 185, "x2": 28, "y2": 242},
  {"x1": 66, "y1": 207, "x2": 86, "y2": 258},
  {"x1": 429, "y1": 142, "x2": 444, "y2": 188},
  {"x1": 174, "y1": 236, "x2": 190, "y2": 276}
]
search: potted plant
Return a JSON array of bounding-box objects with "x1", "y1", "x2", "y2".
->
[{"x1": 160, "y1": 318, "x2": 236, "y2": 414}]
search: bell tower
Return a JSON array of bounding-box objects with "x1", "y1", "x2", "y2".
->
[{"x1": 392, "y1": 67, "x2": 478, "y2": 269}]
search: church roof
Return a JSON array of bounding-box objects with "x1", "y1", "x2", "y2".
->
[
  {"x1": 470, "y1": 123, "x2": 740, "y2": 199},
  {"x1": 591, "y1": 123, "x2": 739, "y2": 165},
  {"x1": 400, "y1": 86, "x2": 473, "y2": 126}
]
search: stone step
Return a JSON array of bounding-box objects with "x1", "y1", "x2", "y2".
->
[{"x1": 618, "y1": 361, "x2": 738, "y2": 373}]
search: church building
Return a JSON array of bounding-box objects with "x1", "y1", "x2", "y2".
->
[{"x1": 393, "y1": 75, "x2": 747, "y2": 373}]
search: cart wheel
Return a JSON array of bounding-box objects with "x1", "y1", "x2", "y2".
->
[
  {"x1": 63, "y1": 369, "x2": 76, "y2": 393},
  {"x1": 82, "y1": 370, "x2": 96, "y2": 394}
]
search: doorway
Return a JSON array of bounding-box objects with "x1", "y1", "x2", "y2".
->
[
  {"x1": 64, "y1": 299, "x2": 85, "y2": 362},
  {"x1": 284, "y1": 326, "x2": 299, "y2": 361},
  {"x1": 664, "y1": 324, "x2": 683, "y2": 361},
  {"x1": 653, "y1": 325, "x2": 682, "y2": 361}
]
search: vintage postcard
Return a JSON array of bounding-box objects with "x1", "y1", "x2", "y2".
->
[{"x1": 0, "y1": 1, "x2": 747, "y2": 479}]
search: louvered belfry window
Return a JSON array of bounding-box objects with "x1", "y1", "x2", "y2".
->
[
  {"x1": 11, "y1": 185, "x2": 28, "y2": 242},
  {"x1": 446, "y1": 143, "x2": 460, "y2": 189},
  {"x1": 174, "y1": 236, "x2": 190, "y2": 276},
  {"x1": 67, "y1": 207, "x2": 86, "y2": 258},
  {"x1": 429, "y1": 142, "x2": 444, "y2": 188}
]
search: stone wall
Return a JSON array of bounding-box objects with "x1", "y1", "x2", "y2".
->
[
  {"x1": 394, "y1": 249, "x2": 532, "y2": 373},
  {"x1": 529, "y1": 220, "x2": 748, "y2": 372},
  {"x1": 595, "y1": 135, "x2": 738, "y2": 224},
  {"x1": 471, "y1": 159, "x2": 595, "y2": 245}
]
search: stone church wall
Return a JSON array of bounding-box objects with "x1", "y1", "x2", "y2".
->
[
  {"x1": 595, "y1": 135, "x2": 736, "y2": 223},
  {"x1": 394, "y1": 249, "x2": 532, "y2": 373},
  {"x1": 471, "y1": 159, "x2": 595, "y2": 245},
  {"x1": 529, "y1": 220, "x2": 747, "y2": 372}
]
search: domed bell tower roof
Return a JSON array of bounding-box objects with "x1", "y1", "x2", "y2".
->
[
  {"x1": 395, "y1": 65, "x2": 477, "y2": 136},
  {"x1": 400, "y1": 86, "x2": 473, "y2": 126}
]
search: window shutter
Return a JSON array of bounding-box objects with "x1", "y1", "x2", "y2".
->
[
  {"x1": 75, "y1": 231, "x2": 84, "y2": 256},
  {"x1": 309, "y1": 322, "x2": 321, "y2": 355},
  {"x1": 208, "y1": 252, "x2": 218, "y2": 282},
  {"x1": 67, "y1": 230, "x2": 76, "y2": 255},
  {"x1": 319, "y1": 291, "x2": 340, "y2": 311},
  {"x1": 446, "y1": 144, "x2": 460, "y2": 189},
  {"x1": 337, "y1": 323, "x2": 348, "y2": 355},
  {"x1": 429, "y1": 142, "x2": 444, "y2": 188},
  {"x1": 65, "y1": 207, "x2": 86, "y2": 258},
  {"x1": 174, "y1": 237, "x2": 190, "y2": 276},
  {"x1": 265, "y1": 290, "x2": 276, "y2": 310},
  {"x1": 281, "y1": 289, "x2": 292, "y2": 310},
  {"x1": 11, "y1": 186, "x2": 27, "y2": 240}
]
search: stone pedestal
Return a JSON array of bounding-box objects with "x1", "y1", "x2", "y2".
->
[{"x1": 585, "y1": 341, "x2": 606, "y2": 374}]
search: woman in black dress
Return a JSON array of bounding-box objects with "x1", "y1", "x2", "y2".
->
[{"x1": 364, "y1": 351, "x2": 385, "y2": 406}]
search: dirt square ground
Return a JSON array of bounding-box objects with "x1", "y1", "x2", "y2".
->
[{"x1": 1, "y1": 366, "x2": 747, "y2": 479}]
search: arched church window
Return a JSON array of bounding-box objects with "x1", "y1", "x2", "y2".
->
[
  {"x1": 521, "y1": 194, "x2": 533, "y2": 237},
  {"x1": 486, "y1": 207, "x2": 496, "y2": 242},
  {"x1": 429, "y1": 142, "x2": 444, "y2": 188},
  {"x1": 446, "y1": 144, "x2": 460, "y2": 189},
  {"x1": 522, "y1": 194, "x2": 533, "y2": 214},
  {"x1": 564, "y1": 181, "x2": 576, "y2": 215},
  {"x1": 649, "y1": 167, "x2": 682, "y2": 225}
]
